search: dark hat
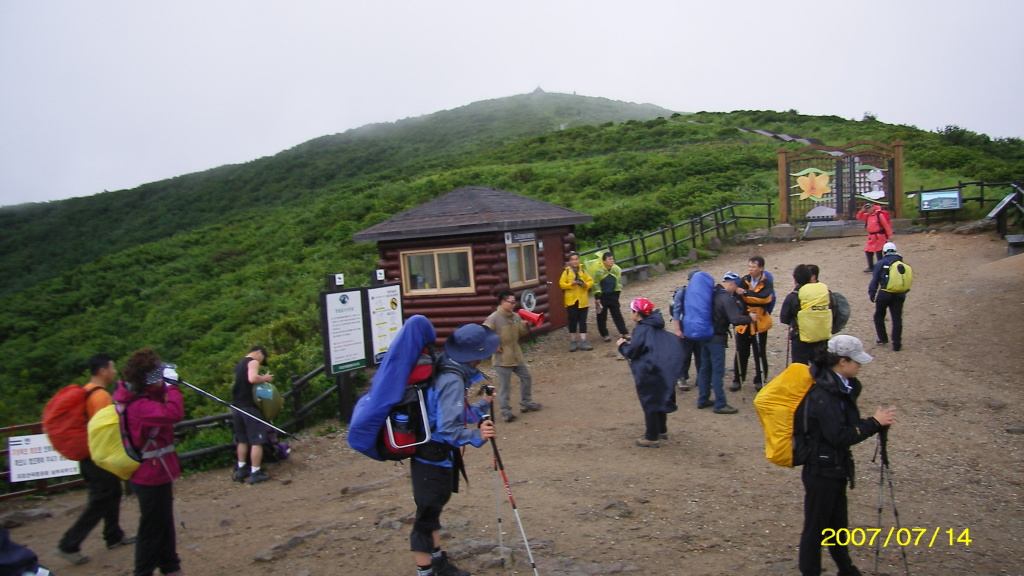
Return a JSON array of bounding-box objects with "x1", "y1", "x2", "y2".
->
[{"x1": 444, "y1": 324, "x2": 500, "y2": 362}]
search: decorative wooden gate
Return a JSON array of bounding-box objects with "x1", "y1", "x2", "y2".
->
[{"x1": 777, "y1": 140, "x2": 904, "y2": 223}]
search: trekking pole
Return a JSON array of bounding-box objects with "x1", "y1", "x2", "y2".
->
[
  {"x1": 483, "y1": 386, "x2": 506, "y2": 568},
  {"x1": 171, "y1": 378, "x2": 297, "y2": 439},
  {"x1": 872, "y1": 429, "x2": 911, "y2": 576},
  {"x1": 489, "y1": 437, "x2": 540, "y2": 576}
]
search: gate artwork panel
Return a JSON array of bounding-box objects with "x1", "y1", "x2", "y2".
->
[{"x1": 777, "y1": 140, "x2": 904, "y2": 223}]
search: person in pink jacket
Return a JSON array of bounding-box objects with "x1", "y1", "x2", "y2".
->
[
  {"x1": 113, "y1": 349, "x2": 184, "y2": 576},
  {"x1": 855, "y1": 203, "x2": 893, "y2": 272}
]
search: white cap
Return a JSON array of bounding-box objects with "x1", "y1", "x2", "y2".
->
[{"x1": 828, "y1": 335, "x2": 873, "y2": 364}]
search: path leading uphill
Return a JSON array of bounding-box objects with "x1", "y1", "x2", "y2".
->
[{"x1": 4, "y1": 230, "x2": 1023, "y2": 576}]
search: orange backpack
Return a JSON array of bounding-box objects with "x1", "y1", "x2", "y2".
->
[{"x1": 42, "y1": 385, "x2": 100, "y2": 461}]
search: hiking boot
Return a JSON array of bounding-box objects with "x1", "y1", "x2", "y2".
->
[
  {"x1": 502, "y1": 411, "x2": 517, "y2": 423},
  {"x1": 875, "y1": 338, "x2": 888, "y2": 345},
  {"x1": 431, "y1": 551, "x2": 470, "y2": 576},
  {"x1": 892, "y1": 343, "x2": 901, "y2": 352},
  {"x1": 729, "y1": 381, "x2": 741, "y2": 392},
  {"x1": 569, "y1": 341, "x2": 578, "y2": 352},
  {"x1": 232, "y1": 466, "x2": 250, "y2": 482},
  {"x1": 54, "y1": 548, "x2": 89, "y2": 565},
  {"x1": 247, "y1": 470, "x2": 270, "y2": 485},
  {"x1": 697, "y1": 400, "x2": 714, "y2": 409},
  {"x1": 520, "y1": 402, "x2": 542, "y2": 413},
  {"x1": 579, "y1": 341, "x2": 594, "y2": 351},
  {"x1": 603, "y1": 335, "x2": 611, "y2": 342},
  {"x1": 677, "y1": 378, "x2": 690, "y2": 392},
  {"x1": 635, "y1": 438, "x2": 660, "y2": 448},
  {"x1": 863, "y1": 267, "x2": 874, "y2": 273},
  {"x1": 713, "y1": 405, "x2": 739, "y2": 415},
  {"x1": 837, "y1": 566, "x2": 863, "y2": 576},
  {"x1": 658, "y1": 433, "x2": 669, "y2": 440},
  {"x1": 107, "y1": 534, "x2": 136, "y2": 549}
]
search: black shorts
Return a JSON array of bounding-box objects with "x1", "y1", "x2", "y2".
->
[{"x1": 231, "y1": 406, "x2": 268, "y2": 445}]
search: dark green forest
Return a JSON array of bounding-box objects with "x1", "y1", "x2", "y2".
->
[{"x1": 1, "y1": 92, "x2": 1022, "y2": 430}]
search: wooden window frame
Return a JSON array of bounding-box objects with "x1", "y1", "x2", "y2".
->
[
  {"x1": 399, "y1": 246, "x2": 476, "y2": 296},
  {"x1": 506, "y1": 241, "x2": 539, "y2": 289}
]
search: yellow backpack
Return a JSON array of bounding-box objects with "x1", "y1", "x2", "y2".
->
[
  {"x1": 753, "y1": 363, "x2": 815, "y2": 467},
  {"x1": 87, "y1": 404, "x2": 140, "y2": 480},
  {"x1": 796, "y1": 282, "x2": 832, "y2": 343}
]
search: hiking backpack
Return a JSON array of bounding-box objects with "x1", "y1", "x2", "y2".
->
[
  {"x1": 42, "y1": 385, "x2": 102, "y2": 461},
  {"x1": 829, "y1": 291, "x2": 851, "y2": 334},
  {"x1": 682, "y1": 271, "x2": 715, "y2": 342},
  {"x1": 254, "y1": 382, "x2": 284, "y2": 421},
  {"x1": 882, "y1": 260, "x2": 913, "y2": 293},
  {"x1": 796, "y1": 282, "x2": 832, "y2": 343},
  {"x1": 347, "y1": 315, "x2": 440, "y2": 461},
  {"x1": 87, "y1": 402, "x2": 140, "y2": 480},
  {"x1": 753, "y1": 362, "x2": 815, "y2": 467}
]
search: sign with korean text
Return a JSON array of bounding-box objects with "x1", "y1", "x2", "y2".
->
[{"x1": 7, "y1": 434, "x2": 80, "y2": 482}]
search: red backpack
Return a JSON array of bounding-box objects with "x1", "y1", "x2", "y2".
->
[{"x1": 42, "y1": 385, "x2": 101, "y2": 461}]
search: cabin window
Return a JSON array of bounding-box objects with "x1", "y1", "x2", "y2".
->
[
  {"x1": 401, "y1": 247, "x2": 475, "y2": 295},
  {"x1": 507, "y1": 242, "x2": 538, "y2": 288}
]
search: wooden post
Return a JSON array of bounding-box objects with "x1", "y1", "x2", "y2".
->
[
  {"x1": 337, "y1": 372, "x2": 356, "y2": 423},
  {"x1": 892, "y1": 140, "x2": 905, "y2": 218},
  {"x1": 777, "y1": 148, "x2": 790, "y2": 223}
]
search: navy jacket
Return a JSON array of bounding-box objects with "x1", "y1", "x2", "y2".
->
[
  {"x1": 618, "y1": 310, "x2": 681, "y2": 413},
  {"x1": 710, "y1": 285, "x2": 753, "y2": 345},
  {"x1": 869, "y1": 253, "x2": 905, "y2": 299}
]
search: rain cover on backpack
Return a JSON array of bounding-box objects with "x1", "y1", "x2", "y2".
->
[
  {"x1": 753, "y1": 362, "x2": 815, "y2": 467},
  {"x1": 347, "y1": 315, "x2": 436, "y2": 461},
  {"x1": 682, "y1": 271, "x2": 714, "y2": 342}
]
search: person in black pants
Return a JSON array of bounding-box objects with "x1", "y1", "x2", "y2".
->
[
  {"x1": 799, "y1": 336, "x2": 896, "y2": 576},
  {"x1": 869, "y1": 242, "x2": 908, "y2": 351}
]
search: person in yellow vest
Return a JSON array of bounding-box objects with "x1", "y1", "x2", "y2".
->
[
  {"x1": 731, "y1": 256, "x2": 774, "y2": 391},
  {"x1": 55, "y1": 354, "x2": 135, "y2": 566},
  {"x1": 559, "y1": 251, "x2": 594, "y2": 352},
  {"x1": 779, "y1": 264, "x2": 831, "y2": 365}
]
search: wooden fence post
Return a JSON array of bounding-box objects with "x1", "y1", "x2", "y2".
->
[{"x1": 337, "y1": 372, "x2": 356, "y2": 423}]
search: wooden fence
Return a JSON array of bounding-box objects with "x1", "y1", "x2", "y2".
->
[{"x1": 579, "y1": 199, "x2": 775, "y2": 268}]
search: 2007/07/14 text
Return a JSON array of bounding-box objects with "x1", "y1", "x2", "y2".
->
[{"x1": 822, "y1": 527, "x2": 971, "y2": 547}]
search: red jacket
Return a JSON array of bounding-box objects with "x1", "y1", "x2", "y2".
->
[
  {"x1": 113, "y1": 381, "x2": 183, "y2": 486},
  {"x1": 856, "y1": 207, "x2": 892, "y2": 252}
]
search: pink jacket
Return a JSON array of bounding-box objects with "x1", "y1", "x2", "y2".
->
[
  {"x1": 856, "y1": 207, "x2": 892, "y2": 252},
  {"x1": 113, "y1": 381, "x2": 183, "y2": 486}
]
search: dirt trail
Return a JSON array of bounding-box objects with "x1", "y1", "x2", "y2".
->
[{"x1": 4, "y1": 231, "x2": 1023, "y2": 576}]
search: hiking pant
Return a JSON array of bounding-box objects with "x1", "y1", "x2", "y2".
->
[
  {"x1": 409, "y1": 459, "x2": 453, "y2": 553},
  {"x1": 800, "y1": 469, "x2": 857, "y2": 576},
  {"x1": 733, "y1": 331, "x2": 768, "y2": 385},
  {"x1": 495, "y1": 362, "x2": 533, "y2": 414},
  {"x1": 643, "y1": 410, "x2": 667, "y2": 442},
  {"x1": 873, "y1": 291, "x2": 906, "y2": 348},
  {"x1": 59, "y1": 457, "x2": 126, "y2": 553},
  {"x1": 131, "y1": 481, "x2": 181, "y2": 576},
  {"x1": 677, "y1": 337, "x2": 702, "y2": 382},
  {"x1": 696, "y1": 341, "x2": 727, "y2": 409},
  {"x1": 790, "y1": 337, "x2": 826, "y2": 366},
  {"x1": 566, "y1": 303, "x2": 588, "y2": 334},
  {"x1": 865, "y1": 250, "x2": 883, "y2": 269},
  {"x1": 596, "y1": 291, "x2": 629, "y2": 338}
]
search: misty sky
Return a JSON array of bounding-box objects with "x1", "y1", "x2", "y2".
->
[{"x1": 2, "y1": 1, "x2": 1022, "y2": 207}]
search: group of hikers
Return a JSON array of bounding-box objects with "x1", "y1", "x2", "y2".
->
[{"x1": 18, "y1": 203, "x2": 912, "y2": 576}]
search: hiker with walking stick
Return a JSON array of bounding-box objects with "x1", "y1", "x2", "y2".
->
[
  {"x1": 799, "y1": 336, "x2": 896, "y2": 576},
  {"x1": 409, "y1": 324, "x2": 498, "y2": 576},
  {"x1": 114, "y1": 349, "x2": 185, "y2": 576},
  {"x1": 732, "y1": 256, "x2": 774, "y2": 392}
]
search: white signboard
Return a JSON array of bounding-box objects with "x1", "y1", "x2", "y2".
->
[
  {"x1": 7, "y1": 434, "x2": 80, "y2": 482},
  {"x1": 323, "y1": 290, "x2": 366, "y2": 374},
  {"x1": 367, "y1": 284, "x2": 404, "y2": 364}
]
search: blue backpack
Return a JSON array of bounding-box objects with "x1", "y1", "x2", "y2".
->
[
  {"x1": 347, "y1": 315, "x2": 437, "y2": 461},
  {"x1": 682, "y1": 271, "x2": 715, "y2": 342}
]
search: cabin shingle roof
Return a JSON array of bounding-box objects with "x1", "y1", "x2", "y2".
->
[{"x1": 352, "y1": 186, "x2": 592, "y2": 243}]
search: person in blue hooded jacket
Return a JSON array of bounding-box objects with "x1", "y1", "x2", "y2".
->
[
  {"x1": 617, "y1": 298, "x2": 682, "y2": 448},
  {"x1": 409, "y1": 324, "x2": 498, "y2": 576}
]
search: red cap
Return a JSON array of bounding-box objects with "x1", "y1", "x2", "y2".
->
[{"x1": 630, "y1": 297, "x2": 655, "y2": 316}]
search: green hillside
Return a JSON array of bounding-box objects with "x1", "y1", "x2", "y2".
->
[{"x1": 1, "y1": 94, "x2": 1021, "y2": 428}]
